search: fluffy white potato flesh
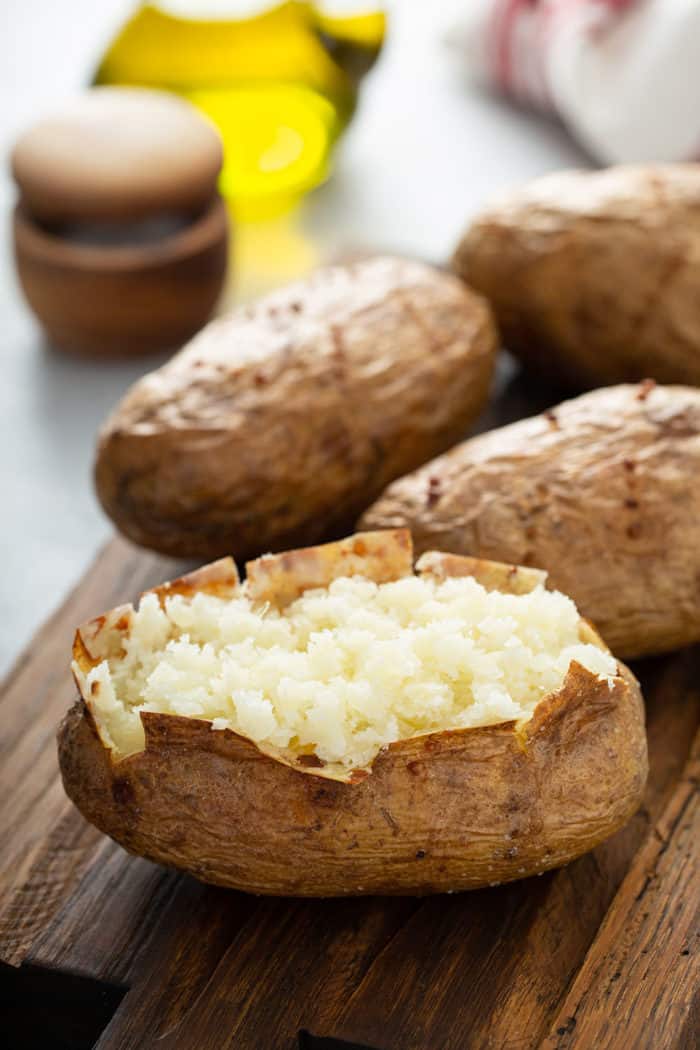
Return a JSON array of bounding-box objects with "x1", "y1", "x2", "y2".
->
[{"x1": 74, "y1": 571, "x2": 616, "y2": 773}]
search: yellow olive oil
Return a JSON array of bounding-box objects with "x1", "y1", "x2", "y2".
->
[{"x1": 95, "y1": 2, "x2": 385, "y2": 218}]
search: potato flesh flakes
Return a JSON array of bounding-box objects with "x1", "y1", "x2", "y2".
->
[{"x1": 78, "y1": 574, "x2": 616, "y2": 770}]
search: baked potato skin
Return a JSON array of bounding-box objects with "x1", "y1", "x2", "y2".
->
[
  {"x1": 453, "y1": 165, "x2": 700, "y2": 388},
  {"x1": 58, "y1": 532, "x2": 647, "y2": 897},
  {"x1": 360, "y1": 383, "x2": 700, "y2": 660},
  {"x1": 94, "y1": 256, "x2": 497, "y2": 562},
  {"x1": 58, "y1": 663, "x2": 645, "y2": 897}
]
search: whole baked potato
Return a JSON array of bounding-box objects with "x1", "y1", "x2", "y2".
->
[
  {"x1": 95, "y1": 256, "x2": 497, "y2": 561},
  {"x1": 452, "y1": 164, "x2": 700, "y2": 388},
  {"x1": 59, "y1": 529, "x2": 647, "y2": 897},
  {"x1": 361, "y1": 383, "x2": 700, "y2": 660}
]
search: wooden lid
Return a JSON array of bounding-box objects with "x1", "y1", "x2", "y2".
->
[{"x1": 11, "y1": 87, "x2": 223, "y2": 224}]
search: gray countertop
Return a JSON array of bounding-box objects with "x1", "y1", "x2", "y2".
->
[{"x1": 1, "y1": 1, "x2": 587, "y2": 677}]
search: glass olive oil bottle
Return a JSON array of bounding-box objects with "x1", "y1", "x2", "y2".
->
[{"x1": 95, "y1": 1, "x2": 386, "y2": 218}]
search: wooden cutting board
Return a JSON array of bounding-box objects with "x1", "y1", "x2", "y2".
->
[{"x1": 1, "y1": 364, "x2": 698, "y2": 1050}]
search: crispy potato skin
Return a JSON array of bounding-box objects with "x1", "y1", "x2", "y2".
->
[
  {"x1": 453, "y1": 165, "x2": 700, "y2": 388},
  {"x1": 59, "y1": 531, "x2": 647, "y2": 896},
  {"x1": 58, "y1": 663, "x2": 646, "y2": 897},
  {"x1": 94, "y1": 256, "x2": 497, "y2": 561},
  {"x1": 360, "y1": 384, "x2": 700, "y2": 660}
]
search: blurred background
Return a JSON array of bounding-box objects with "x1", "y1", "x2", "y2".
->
[{"x1": 1, "y1": 0, "x2": 591, "y2": 676}]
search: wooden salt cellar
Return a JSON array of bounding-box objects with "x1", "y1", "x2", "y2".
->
[{"x1": 11, "y1": 87, "x2": 229, "y2": 356}]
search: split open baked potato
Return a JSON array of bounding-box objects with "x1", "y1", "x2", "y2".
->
[{"x1": 59, "y1": 530, "x2": 647, "y2": 897}]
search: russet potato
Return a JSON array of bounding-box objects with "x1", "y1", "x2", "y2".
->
[
  {"x1": 453, "y1": 164, "x2": 700, "y2": 388},
  {"x1": 95, "y1": 256, "x2": 497, "y2": 561},
  {"x1": 59, "y1": 530, "x2": 647, "y2": 897},
  {"x1": 361, "y1": 383, "x2": 700, "y2": 660}
]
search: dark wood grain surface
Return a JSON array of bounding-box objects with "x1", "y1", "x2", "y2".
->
[{"x1": 1, "y1": 370, "x2": 698, "y2": 1050}]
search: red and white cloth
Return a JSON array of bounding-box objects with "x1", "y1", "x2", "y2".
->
[{"x1": 448, "y1": 0, "x2": 700, "y2": 163}]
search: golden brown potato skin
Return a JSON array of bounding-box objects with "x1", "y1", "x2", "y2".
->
[
  {"x1": 58, "y1": 531, "x2": 647, "y2": 897},
  {"x1": 361, "y1": 383, "x2": 700, "y2": 661},
  {"x1": 453, "y1": 165, "x2": 700, "y2": 388},
  {"x1": 58, "y1": 663, "x2": 645, "y2": 897},
  {"x1": 94, "y1": 256, "x2": 497, "y2": 561}
]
